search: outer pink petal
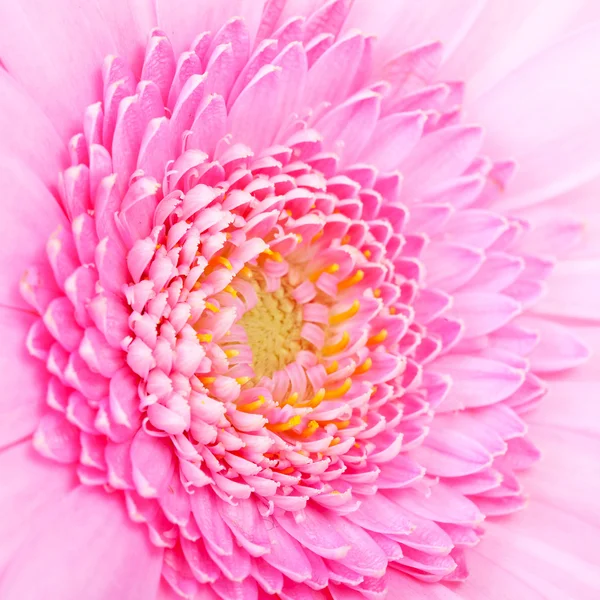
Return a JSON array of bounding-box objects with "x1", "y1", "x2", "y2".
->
[
  {"x1": 442, "y1": 0, "x2": 598, "y2": 98},
  {"x1": 0, "y1": 159, "x2": 67, "y2": 309},
  {"x1": 345, "y1": 0, "x2": 486, "y2": 65},
  {"x1": 0, "y1": 308, "x2": 49, "y2": 449},
  {"x1": 156, "y1": 0, "x2": 266, "y2": 56},
  {"x1": 0, "y1": 486, "x2": 163, "y2": 600},
  {"x1": 470, "y1": 22, "x2": 600, "y2": 210},
  {"x1": 0, "y1": 441, "x2": 76, "y2": 568},
  {"x1": 533, "y1": 259, "x2": 600, "y2": 322},
  {"x1": 0, "y1": 70, "x2": 67, "y2": 185},
  {"x1": 0, "y1": 0, "x2": 156, "y2": 139}
]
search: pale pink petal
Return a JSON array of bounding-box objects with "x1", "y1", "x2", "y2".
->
[
  {"x1": 533, "y1": 259, "x2": 600, "y2": 322},
  {"x1": 0, "y1": 486, "x2": 163, "y2": 600},
  {"x1": 0, "y1": 309, "x2": 48, "y2": 449},
  {"x1": 470, "y1": 22, "x2": 600, "y2": 209},
  {"x1": 0, "y1": 0, "x2": 156, "y2": 138},
  {"x1": 345, "y1": 0, "x2": 487, "y2": 65},
  {"x1": 0, "y1": 160, "x2": 67, "y2": 310},
  {"x1": 0, "y1": 70, "x2": 67, "y2": 184},
  {"x1": 0, "y1": 441, "x2": 75, "y2": 567},
  {"x1": 442, "y1": 0, "x2": 597, "y2": 98},
  {"x1": 156, "y1": 0, "x2": 265, "y2": 57}
]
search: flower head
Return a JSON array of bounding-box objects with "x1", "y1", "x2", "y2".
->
[{"x1": 1, "y1": 1, "x2": 600, "y2": 599}]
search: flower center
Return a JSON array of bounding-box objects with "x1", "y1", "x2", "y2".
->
[{"x1": 239, "y1": 281, "x2": 307, "y2": 379}]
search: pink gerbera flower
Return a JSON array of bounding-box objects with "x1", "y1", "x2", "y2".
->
[{"x1": 1, "y1": 1, "x2": 599, "y2": 598}]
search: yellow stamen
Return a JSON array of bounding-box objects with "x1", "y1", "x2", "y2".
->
[
  {"x1": 225, "y1": 285, "x2": 238, "y2": 297},
  {"x1": 301, "y1": 420, "x2": 319, "y2": 437},
  {"x1": 239, "y1": 266, "x2": 253, "y2": 279},
  {"x1": 281, "y1": 392, "x2": 299, "y2": 406},
  {"x1": 389, "y1": 306, "x2": 397, "y2": 315},
  {"x1": 205, "y1": 302, "x2": 219, "y2": 313},
  {"x1": 200, "y1": 377, "x2": 216, "y2": 385},
  {"x1": 329, "y1": 300, "x2": 360, "y2": 326},
  {"x1": 285, "y1": 209, "x2": 293, "y2": 217},
  {"x1": 309, "y1": 263, "x2": 340, "y2": 283},
  {"x1": 236, "y1": 377, "x2": 251, "y2": 385},
  {"x1": 197, "y1": 333, "x2": 213, "y2": 343},
  {"x1": 263, "y1": 248, "x2": 283, "y2": 262},
  {"x1": 298, "y1": 388, "x2": 326, "y2": 409},
  {"x1": 337, "y1": 270, "x2": 364, "y2": 291},
  {"x1": 312, "y1": 230, "x2": 324, "y2": 243},
  {"x1": 324, "y1": 378, "x2": 352, "y2": 400},
  {"x1": 155, "y1": 244, "x2": 162, "y2": 250},
  {"x1": 325, "y1": 361, "x2": 339, "y2": 375},
  {"x1": 193, "y1": 281, "x2": 202, "y2": 291},
  {"x1": 341, "y1": 234, "x2": 351, "y2": 245},
  {"x1": 216, "y1": 256, "x2": 233, "y2": 270},
  {"x1": 330, "y1": 437, "x2": 341, "y2": 447},
  {"x1": 295, "y1": 234, "x2": 303, "y2": 243},
  {"x1": 237, "y1": 395, "x2": 265, "y2": 412},
  {"x1": 363, "y1": 249, "x2": 372, "y2": 258},
  {"x1": 318, "y1": 419, "x2": 350, "y2": 430},
  {"x1": 374, "y1": 288, "x2": 381, "y2": 298},
  {"x1": 277, "y1": 466, "x2": 295, "y2": 475},
  {"x1": 225, "y1": 349, "x2": 240, "y2": 358},
  {"x1": 354, "y1": 357, "x2": 373, "y2": 375},
  {"x1": 267, "y1": 415, "x2": 301, "y2": 432},
  {"x1": 368, "y1": 329, "x2": 388, "y2": 345},
  {"x1": 322, "y1": 331, "x2": 350, "y2": 357},
  {"x1": 354, "y1": 442, "x2": 361, "y2": 449}
]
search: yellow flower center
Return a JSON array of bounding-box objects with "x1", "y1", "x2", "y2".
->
[{"x1": 239, "y1": 282, "x2": 308, "y2": 378}]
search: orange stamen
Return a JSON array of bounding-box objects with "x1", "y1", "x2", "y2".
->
[
  {"x1": 329, "y1": 300, "x2": 360, "y2": 326},
  {"x1": 337, "y1": 270, "x2": 364, "y2": 291},
  {"x1": 322, "y1": 331, "x2": 350, "y2": 357},
  {"x1": 368, "y1": 329, "x2": 388, "y2": 345},
  {"x1": 324, "y1": 378, "x2": 352, "y2": 400},
  {"x1": 267, "y1": 415, "x2": 302, "y2": 432},
  {"x1": 354, "y1": 357, "x2": 373, "y2": 375}
]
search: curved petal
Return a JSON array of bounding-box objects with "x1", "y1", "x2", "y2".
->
[
  {"x1": 0, "y1": 158, "x2": 67, "y2": 310},
  {"x1": 0, "y1": 0, "x2": 156, "y2": 139},
  {"x1": 0, "y1": 441, "x2": 76, "y2": 568},
  {"x1": 156, "y1": 0, "x2": 266, "y2": 57},
  {"x1": 470, "y1": 22, "x2": 600, "y2": 210},
  {"x1": 0, "y1": 308, "x2": 49, "y2": 449},
  {"x1": 0, "y1": 486, "x2": 164, "y2": 600},
  {"x1": 0, "y1": 70, "x2": 67, "y2": 185},
  {"x1": 345, "y1": 0, "x2": 487, "y2": 66},
  {"x1": 442, "y1": 0, "x2": 599, "y2": 98}
]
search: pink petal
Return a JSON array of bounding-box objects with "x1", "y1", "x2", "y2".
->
[
  {"x1": 0, "y1": 161, "x2": 67, "y2": 310},
  {"x1": 0, "y1": 0, "x2": 155, "y2": 139},
  {"x1": 533, "y1": 259, "x2": 600, "y2": 322},
  {"x1": 517, "y1": 316, "x2": 590, "y2": 372},
  {"x1": 0, "y1": 309, "x2": 48, "y2": 449},
  {"x1": 0, "y1": 486, "x2": 163, "y2": 600},
  {"x1": 400, "y1": 125, "x2": 483, "y2": 199},
  {"x1": 277, "y1": 507, "x2": 352, "y2": 560},
  {"x1": 130, "y1": 429, "x2": 174, "y2": 498},
  {"x1": 0, "y1": 70, "x2": 66, "y2": 184},
  {"x1": 471, "y1": 22, "x2": 600, "y2": 209},
  {"x1": 156, "y1": 0, "x2": 264, "y2": 57},
  {"x1": 0, "y1": 441, "x2": 75, "y2": 567},
  {"x1": 360, "y1": 111, "x2": 426, "y2": 172},
  {"x1": 228, "y1": 65, "x2": 282, "y2": 151},
  {"x1": 432, "y1": 355, "x2": 525, "y2": 411},
  {"x1": 450, "y1": 291, "x2": 521, "y2": 338}
]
